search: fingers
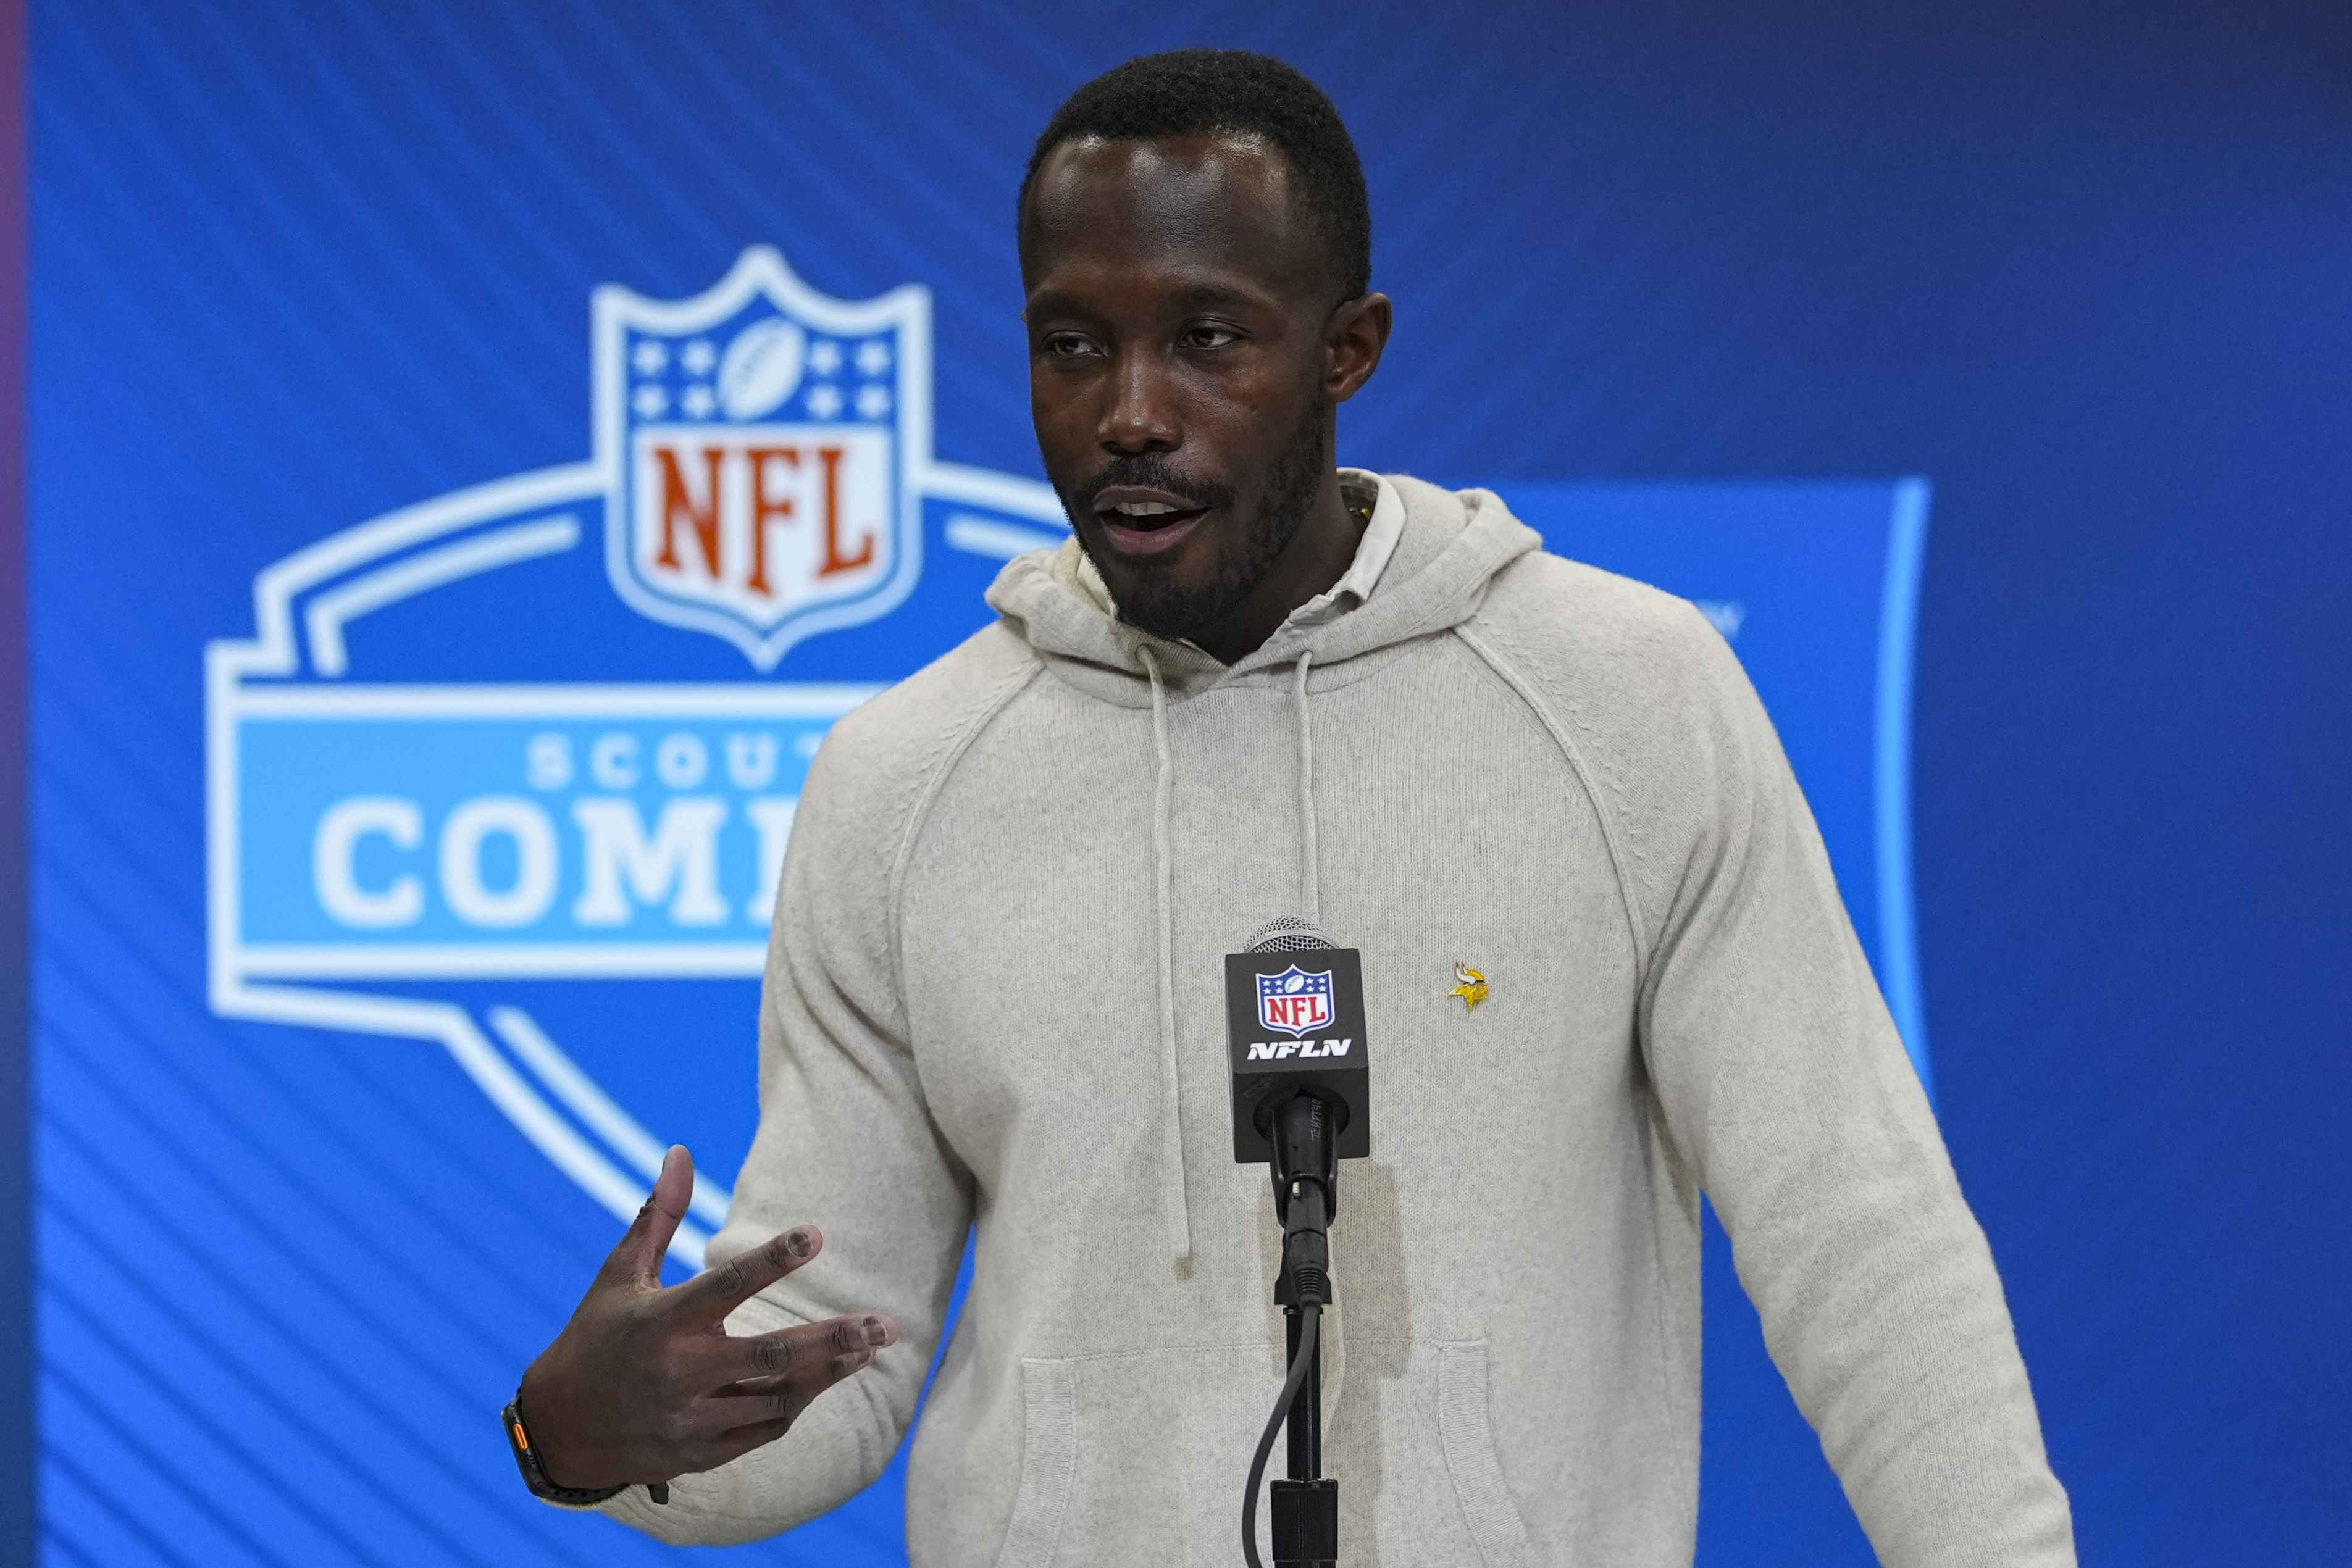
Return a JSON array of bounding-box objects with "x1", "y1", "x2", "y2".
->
[
  {"x1": 674, "y1": 1330, "x2": 889, "y2": 1465},
  {"x1": 606, "y1": 1145, "x2": 695, "y2": 1284},
  {"x1": 709, "y1": 1312, "x2": 897, "y2": 1385},
  {"x1": 668, "y1": 1224, "x2": 827, "y2": 1320},
  {"x1": 595, "y1": 1317, "x2": 891, "y2": 1478}
]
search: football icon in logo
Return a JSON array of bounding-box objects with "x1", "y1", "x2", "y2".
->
[{"x1": 718, "y1": 319, "x2": 807, "y2": 420}]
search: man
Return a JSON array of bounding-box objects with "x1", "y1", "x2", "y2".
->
[{"x1": 513, "y1": 49, "x2": 2075, "y2": 1565}]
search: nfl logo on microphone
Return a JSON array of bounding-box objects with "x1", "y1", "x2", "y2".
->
[{"x1": 1258, "y1": 967, "x2": 1336, "y2": 1038}]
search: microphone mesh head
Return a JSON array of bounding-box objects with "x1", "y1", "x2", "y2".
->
[{"x1": 1247, "y1": 915, "x2": 1334, "y2": 953}]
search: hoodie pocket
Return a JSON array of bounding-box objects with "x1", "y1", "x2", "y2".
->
[
  {"x1": 990, "y1": 1340, "x2": 1535, "y2": 1566},
  {"x1": 1437, "y1": 1340, "x2": 1535, "y2": 1568},
  {"x1": 988, "y1": 1343, "x2": 1282, "y2": 1567},
  {"x1": 991, "y1": 1356, "x2": 1079, "y2": 1568}
]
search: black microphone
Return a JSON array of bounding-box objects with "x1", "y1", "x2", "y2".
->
[
  {"x1": 1226, "y1": 916, "x2": 1372, "y2": 1170},
  {"x1": 1227, "y1": 917, "x2": 1370, "y2": 1568}
]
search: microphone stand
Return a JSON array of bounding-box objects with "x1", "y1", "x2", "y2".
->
[
  {"x1": 1256, "y1": 1093, "x2": 1340, "y2": 1567},
  {"x1": 1228, "y1": 924, "x2": 1366, "y2": 1568}
]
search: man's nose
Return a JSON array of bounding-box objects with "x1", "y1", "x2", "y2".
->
[{"x1": 1100, "y1": 346, "x2": 1178, "y2": 454}]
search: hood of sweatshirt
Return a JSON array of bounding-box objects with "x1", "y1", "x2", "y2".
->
[
  {"x1": 982, "y1": 471, "x2": 1542, "y2": 1265},
  {"x1": 985, "y1": 471, "x2": 1542, "y2": 703}
]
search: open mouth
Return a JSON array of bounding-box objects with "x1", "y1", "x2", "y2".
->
[{"x1": 1092, "y1": 488, "x2": 1212, "y2": 556}]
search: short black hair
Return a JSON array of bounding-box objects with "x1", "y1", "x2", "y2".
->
[{"x1": 1020, "y1": 50, "x2": 1373, "y2": 301}]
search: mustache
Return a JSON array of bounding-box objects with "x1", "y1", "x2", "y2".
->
[{"x1": 1068, "y1": 452, "x2": 1236, "y2": 517}]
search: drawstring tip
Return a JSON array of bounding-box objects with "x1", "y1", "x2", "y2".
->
[{"x1": 1167, "y1": 1190, "x2": 1194, "y2": 1268}]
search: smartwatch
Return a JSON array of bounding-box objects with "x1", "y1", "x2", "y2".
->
[{"x1": 503, "y1": 1396, "x2": 669, "y2": 1507}]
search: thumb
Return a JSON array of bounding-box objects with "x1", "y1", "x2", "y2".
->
[{"x1": 608, "y1": 1145, "x2": 695, "y2": 1284}]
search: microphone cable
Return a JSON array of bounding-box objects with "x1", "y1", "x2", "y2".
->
[{"x1": 1241, "y1": 1303, "x2": 1321, "y2": 1568}]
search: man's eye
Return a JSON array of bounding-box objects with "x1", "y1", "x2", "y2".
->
[
  {"x1": 1040, "y1": 333, "x2": 1097, "y2": 358},
  {"x1": 1183, "y1": 325, "x2": 1239, "y2": 350}
]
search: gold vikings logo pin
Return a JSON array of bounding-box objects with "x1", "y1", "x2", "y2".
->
[{"x1": 1447, "y1": 962, "x2": 1489, "y2": 1012}]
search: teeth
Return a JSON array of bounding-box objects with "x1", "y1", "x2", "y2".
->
[{"x1": 1113, "y1": 501, "x2": 1181, "y2": 517}]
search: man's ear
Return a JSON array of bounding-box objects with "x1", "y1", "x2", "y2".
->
[{"x1": 1325, "y1": 292, "x2": 1393, "y2": 404}]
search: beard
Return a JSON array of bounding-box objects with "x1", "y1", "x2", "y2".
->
[{"x1": 1060, "y1": 393, "x2": 1329, "y2": 645}]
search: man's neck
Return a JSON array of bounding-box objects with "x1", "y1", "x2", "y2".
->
[{"x1": 1189, "y1": 470, "x2": 1366, "y2": 664}]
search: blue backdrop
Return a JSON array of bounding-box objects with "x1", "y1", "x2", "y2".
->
[{"x1": 20, "y1": 2, "x2": 2351, "y2": 1565}]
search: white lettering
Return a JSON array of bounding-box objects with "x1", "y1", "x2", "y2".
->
[
  {"x1": 571, "y1": 797, "x2": 729, "y2": 926},
  {"x1": 525, "y1": 733, "x2": 572, "y2": 790},
  {"x1": 313, "y1": 797, "x2": 423, "y2": 928},
  {"x1": 1247, "y1": 1043, "x2": 1279, "y2": 1061},
  {"x1": 1326, "y1": 1038, "x2": 1352, "y2": 1057},
  {"x1": 726, "y1": 732, "x2": 779, "y2": 789},
  {"x1": 655, "y1": 732, "x2": 709, "y2": 789},
  {"x1": 744, "y1": 796, "x2": 798, "y2": 922},
  {"x1": 1276, "y1": 1041, "x2": 1299, "y2": 1059},
  {"x1": 590, "y1": 732, "x2": 639, "y2": 789},
  {"x1": 440, "y1": 797, "x2": 559, "y2": 928}
]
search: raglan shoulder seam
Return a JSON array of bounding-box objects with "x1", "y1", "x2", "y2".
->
[
  {"x1": 879, "y1": 640, "x2": 1045, "y2": 1005},
  {"x1": 1450, "y1": 618, "x2": 1656, "y2": 972}
]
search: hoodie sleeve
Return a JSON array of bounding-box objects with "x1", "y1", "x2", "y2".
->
[
  {"x1": 1625, "y1": 600, "x2": 2075, "y2": 1566},
  {"x1": 598, "y1": 677, "x2": 981, "y2": 1546}
]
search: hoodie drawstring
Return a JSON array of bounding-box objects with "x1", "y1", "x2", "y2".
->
[
  {"x1": 1293, "y1": 651, "x2": 1320, "y2": 927},
  {"x1": 1134, "y1": 647, "x2": 1321, "y2": 1268},
  {"x1": 1137, "y1": 647, "x2": 1193, "y2": 1264}
]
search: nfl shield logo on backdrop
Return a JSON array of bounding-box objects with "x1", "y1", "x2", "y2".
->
[
  {"x1": 593, "y1": 246, "x2": 929, "y2": 669},
  {"x1": 1258, "y1": 966, "x2": 1336, "y2": 1038},
  {"x1": 207, "y1": 241, "x2": 1070, "y2": 1271}
]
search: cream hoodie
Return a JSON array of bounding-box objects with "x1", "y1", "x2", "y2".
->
[{"x1": 600, "y1": 473, "x2": 2075, "y2": 1566}]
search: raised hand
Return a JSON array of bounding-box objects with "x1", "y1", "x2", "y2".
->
[{"x1": 517, "y1": 1145, "x2": 898, "y2": 1492}]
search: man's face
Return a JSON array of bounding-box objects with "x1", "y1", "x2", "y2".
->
[{"x1": 1019, "y1": 133, "x2": 1371, "y2": 646}]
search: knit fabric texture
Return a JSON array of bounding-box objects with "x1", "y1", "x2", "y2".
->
[{"x1": 600, "y1": 473, "x2": 2076, "y2": 1566}]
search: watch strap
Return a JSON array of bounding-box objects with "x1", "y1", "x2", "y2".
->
[{"x1": 503, "y1": 1395, "x2": 669, "y2": 1506}]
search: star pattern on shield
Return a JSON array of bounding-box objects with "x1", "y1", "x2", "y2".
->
[{"x1": 624, "y1": 323, "x2": 905, "y2": 423}]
